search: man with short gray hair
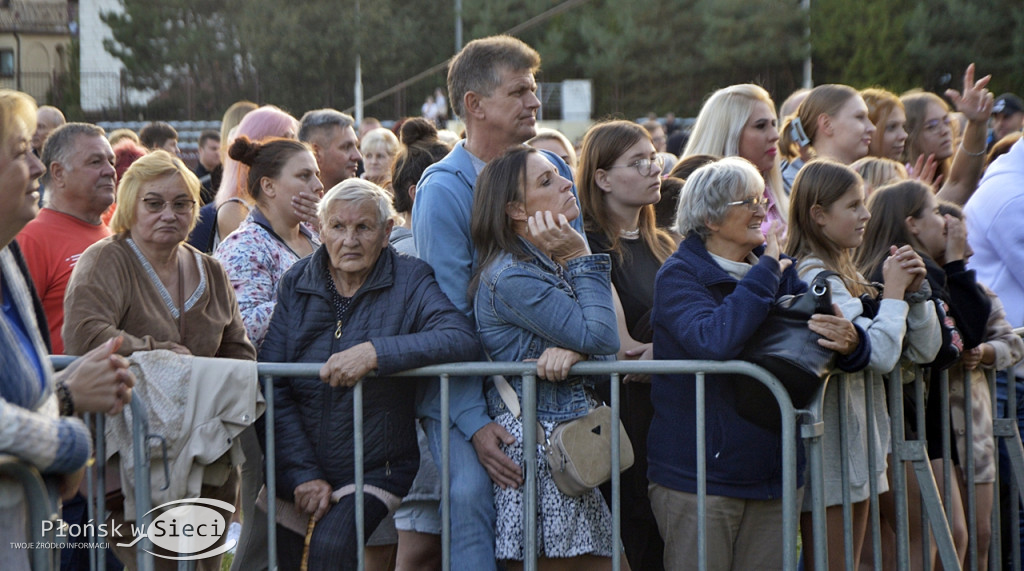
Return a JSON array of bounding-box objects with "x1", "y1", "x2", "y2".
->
[
  {"x1": 16, "y1": 122, "x2": 115, "y2": 354},
  {"x1": 299, "y1": 108, "x2": 362, "y2": 190}
]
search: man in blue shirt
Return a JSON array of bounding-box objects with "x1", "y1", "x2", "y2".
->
[{"x1": 412, "y1": 34, "x2": 582, "y2": 568}]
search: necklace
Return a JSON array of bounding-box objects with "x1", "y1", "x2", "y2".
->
[
  {"x1": 619, "y1": 227, "x2": 641, "y2": 239},
  {"x1": 325, "y1": 264, "x2": 353, "y2": 339}
]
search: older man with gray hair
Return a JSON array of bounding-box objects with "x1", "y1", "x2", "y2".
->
[
  {"x1": 299, "y1": 108, "x2": 363, "y2": 190},
  {"x1": 16, "y1": 123, "x2": 115, "y2": 355}
]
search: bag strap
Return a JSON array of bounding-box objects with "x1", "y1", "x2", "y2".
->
[{"x1": 493, "y1": 374, "x2": 521, "y2": 418}]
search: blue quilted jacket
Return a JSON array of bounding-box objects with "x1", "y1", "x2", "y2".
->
[{"x1": 260, "y1": 245, "x2": 479, "y2": 499}]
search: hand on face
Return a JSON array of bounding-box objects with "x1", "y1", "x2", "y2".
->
[
  {"x1": 762, "y1": 220, "x2": 792, "y2": 272},
  {"x1": 943, "y1": 215, "x2": 967, "y2": 263},
  {"x1": 526, "y1": 210, "x2": 590, "y2": 262}
]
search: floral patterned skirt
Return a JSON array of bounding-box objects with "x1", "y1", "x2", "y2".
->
[{"x1": 492, "y1": 411, "x2": 614, "y2": 560}]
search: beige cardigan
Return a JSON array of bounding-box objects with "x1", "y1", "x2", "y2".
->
[{"x1": 62, "y1": 234, "x2": 255, "y2": 360}]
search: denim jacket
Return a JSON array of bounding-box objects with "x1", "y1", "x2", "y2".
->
[{"x1": 475, "y1": 238, "x2": 619, "y2": 422}]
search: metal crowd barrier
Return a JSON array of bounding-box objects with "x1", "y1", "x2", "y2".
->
[
  {"x1": 53, "y1": 354, "x2": 1024, "y2": 571},
  {"x1": 0, "y1": 454, "x2": 60, "y2": 570}
]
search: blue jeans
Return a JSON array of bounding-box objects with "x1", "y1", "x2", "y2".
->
[
  {"x1": 995, "y1": 372, "x2": 1024, "y2": 569},
  {"x1": 422, "y1": 417, "x2": 497, "y2": 571}
]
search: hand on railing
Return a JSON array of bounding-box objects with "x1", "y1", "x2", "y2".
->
[
  {"x1": 294, "y1": 478, "x2": 332, "y2": 522},
  {"x1": 58, "y1": 336, "x2": 135, "y2": 415},
  {"x1": 320, "y1": 342, "x2": 378, "y2": 387},
  {"x1": 471, "y1": 422, "x2": 523, "y2": 490},
  {"x1": 623, "y1": 343, "x2": 654, "y2": 383},
  {"x1": 532, "y1": 347, "x2": 584, "y2": 381}
]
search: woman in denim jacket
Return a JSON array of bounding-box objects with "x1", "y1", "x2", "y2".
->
[{"x1": 470, "y1": 146, "x2": 623, "y2": 568}]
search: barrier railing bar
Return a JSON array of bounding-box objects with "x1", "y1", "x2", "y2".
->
[
  {"x1": 522, "y1": 371, "x2": 538, "y2": 571},
  {"x1": 988, "y1": 368, "x2": 1002, "y2": 571},
  {"x1": 129, "y1": 395, "x2": 155, "y2": 571},
  {"x1": 261, "y1": 374, "x2": 278, "y2": 571},
  {"x1": 941, "y1": 370, "x2": 953, "y2": 530},
  {"x1": 695, "y1": 371, "x2": 707, "y2": 571},
  {"x1": 803, "y1": 379, "x2": 828, "y2": 571},
  {"x1": 439, "y1": 373, "x2": 451, "y2": 571},
  {"x1": 0, "y1": 455, "x2": 59, "y2": 570},
  {"x1": 915, "y1": 369, "x2": 932, "y2": 567},
  {"x1": 963, "y1": 367, "x2": 978, "y2": 571},
  {"x1": 865, "y1": 372, "x2": 883, "y2": 570},
  {"x1": 838, "y1": 375, "x2": 854, "y2": 570},
  {"x1": 354, "y1": 381, "x2": 366, "y2": 571},
  {"x1": 610, "y1": 372, "x2": 622, "y2": 571}
]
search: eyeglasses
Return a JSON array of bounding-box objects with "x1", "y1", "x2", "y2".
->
[
  {"x1": 141, "y1": 198, "x2": 196, "y2": 214},
  {"x1": 606, "y1": 155, "x2": 665, "y2": 177},
  {"x1": 923, "y1": 115, "x2": 952, "y2": 133},
  {"x1": 726, "y1": 196, "x2": 768, "y2": 212}
]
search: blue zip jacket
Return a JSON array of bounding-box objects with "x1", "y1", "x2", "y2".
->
[{"x1": 260, "y1": 245, "x2": 479, "y2": 498}]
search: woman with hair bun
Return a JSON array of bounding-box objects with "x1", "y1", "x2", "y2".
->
[
  {"x1": 212, "y1": 135, "x2": 323, "y2": 570},
  {"x1": 388, "y1": 118, "x2": 451, "y2": 257},
  {"x1": 214, "y1": 136, "x2": 323, "y2": 350}
]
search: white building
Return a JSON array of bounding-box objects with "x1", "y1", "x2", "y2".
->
[{"x1": 79, "y1": 0, "x2": 150, "y2": 112}]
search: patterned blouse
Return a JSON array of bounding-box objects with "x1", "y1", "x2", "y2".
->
[{"x1": 214, "y1": 209, "x2": 319, "y2": 350}]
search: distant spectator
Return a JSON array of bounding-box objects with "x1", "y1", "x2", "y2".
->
[
  {"x1": 220, "y1": 100, "x2": 258, "y2": 161},
  {"x1": 359, "y1": 117, "x2": 383, "y2": 140},
  {"x1": 299, "y1": 109, "x2": 362, "y2": 191},
  {"x1": 194, "y1": 129, "x2": 222, "y2": 205},
  {"x1": 107, "y1": 128, "x2": 140, "y2": 148},
  {"x1": 360, "y1": 128, "x2": 400, "y2": 190},
  {"x1": 139, "y1": 121, "x2": 180, "y2": 155},
  {"x1": 990, "y1": 93, "x2": 1024, "y2": 146},
  {"x1": 32, "y1": 105, "x2": 65, "y2": 156},
  {"x1": 528, "y1": 127, "x2": 578, "y2": 169},
  {"x1": 643, "y1": 119, "x2": 667, "y2": 153}
]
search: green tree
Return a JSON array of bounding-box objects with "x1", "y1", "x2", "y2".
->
[{"x1": 102, "y1": 0, "x2": 255, "y2": 119}]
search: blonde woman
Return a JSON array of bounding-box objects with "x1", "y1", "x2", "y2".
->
[{"x1": 684, "y1": 84, "x2": 789, "y2": 234}]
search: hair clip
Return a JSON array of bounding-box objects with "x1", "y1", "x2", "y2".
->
[{"x1": 790, "y1": 117, "x2": 811, "y2": 148}]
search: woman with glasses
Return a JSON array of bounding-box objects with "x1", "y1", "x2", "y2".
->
[
  {"x1": 64, "y1": 149, "x2": 255, "y2": 359},
  {"x1": 649, "y1": 157, "x2": 864, "y2": 570},
  {"x1": 902, "y1": 63, "x2": 994, "y2": 205},
  {"x1": 683, "y1": 84, "x2": 789, "y2": 234},
  {"x1": 576, "y1": 119, "x2": 676, "y2": 570},
  {"x1": 62, "y1": 150, "x2": 255, "y2": 571}
]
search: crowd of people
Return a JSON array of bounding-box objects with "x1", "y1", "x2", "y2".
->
[{"x1": 1, "y1": 31, "x2": 1024, "y2": 571}]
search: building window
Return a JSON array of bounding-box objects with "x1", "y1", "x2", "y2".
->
[{"x1": 0, "y1": 50, "x2": 13, "y2": 78}]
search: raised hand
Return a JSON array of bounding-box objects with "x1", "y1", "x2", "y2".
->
[{"x1": 945, "y1": 63, "x2": 994, "y2": 123}]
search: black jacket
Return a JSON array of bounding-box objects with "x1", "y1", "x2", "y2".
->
[{"x1": 261, "y1": 245, "x2": 479, "y2": 499}]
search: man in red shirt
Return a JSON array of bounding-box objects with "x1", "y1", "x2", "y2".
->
[{"x1": 16, "y1": 123, "x2": 116, "y2": 354}]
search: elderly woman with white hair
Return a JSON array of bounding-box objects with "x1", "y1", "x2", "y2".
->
[
  {"x1": 360, "y1": 127, "x2": 400, "y2": 190},
  {"x1": 261, "y1": 178, "x2": 479, "y2": 569},
  {"x1": 648, "y1": 157, "x2": 865, "y2": 570}
]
